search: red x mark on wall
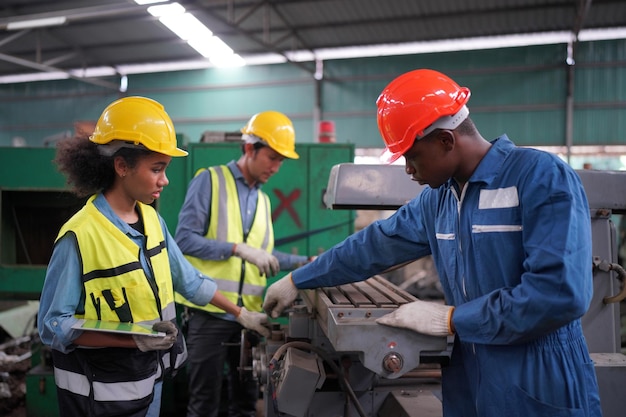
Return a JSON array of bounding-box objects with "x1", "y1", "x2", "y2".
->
[{"x1": 272, "y1": 188, "x2": 302, "y2": 228}]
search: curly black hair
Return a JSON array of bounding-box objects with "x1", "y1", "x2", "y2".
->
[{"x1": 54, "y1": 135, "x2": 150, "y2": 197}]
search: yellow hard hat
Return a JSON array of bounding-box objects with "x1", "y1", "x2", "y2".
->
[
  {"x1": 241, "y1": 111, "x2": 299, "y2": 159},
  {"x1": 90, "y1": 96, "x2": 187, "y2": 157}
]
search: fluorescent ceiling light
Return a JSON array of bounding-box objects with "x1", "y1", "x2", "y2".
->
[
  {"x1": 209, "y1": 54, "x2": 245, "y2": 68},
  {"x1": 579, "y1": 27, "x2": 626, "y2": 41},
  {"x1": 206, "y1": 37, "x2": 234, "y2": 55},
  {"x1": 148, "y1": 2, "x2": 185, "y2": 17},
  {"x1": 0, "y1": 72, "x2": 70, "y2": 83},
  {"x1": 160, "y1": 14, "x2": 212, "y2": 40},
  {"x1": 119, "y1": 59, "x2": 214, "y2": 74},
  {"x1": 7, "y1": 16, "x2": 67, "y2": 31},
  {"x1": 306, "y1": 32, "x2": 574, "y2": 62},
  {"x1": 306, "y1": 28, "x2": 626, "y2": 61},
  {"x1": 148, "y1": 4, "x2": 238, "y2": 65},
  {"x1": 188, "y1": 36, "x2": 232, "y2": 58},
  {"x1": 242, "y1": 54, "x2": 287, "y2": 65},
  {"x1": 134, "y1": 0, "x2": 167, "y2": 5},
  {"x1": 68, "y1": 66, "x2": 117, "y2": 78}
]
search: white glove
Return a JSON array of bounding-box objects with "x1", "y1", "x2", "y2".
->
[
  {"x1": 262, "y1": 273, "x2": 299, "y2": 319},
  {"x1": 376, "y1": 300, "x2": 454, "y2": 337},
  {"x1": 236, "y1": 306, "x2": 271, "y2": 338},
  {"x1": 234, "y1": 243, "x2": 280, "y2": 277},
  {"x1": 133, "y1": 321, "x2": 178, "y2": 352}
]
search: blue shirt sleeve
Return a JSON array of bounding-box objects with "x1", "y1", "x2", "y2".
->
[
  {"x1": 292, "y1": 200, "x2": 432, "y2": 288},
  {"x1": 273, "y1": 249, "x2": 308, "y2": 270},
  {"x1": 175, "y1": 169, "x2": 234, "y2": 260},
  {"x1": 162, "y1": 216, "x2": 217, "y2": 305},
  {"x1": 37, "y1": 234, "x2": 85, "y2": 353}
]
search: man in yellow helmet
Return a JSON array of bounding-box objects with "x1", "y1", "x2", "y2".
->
[{"x1": 174, "y1": 111, "x2": 312, "y2": 417}]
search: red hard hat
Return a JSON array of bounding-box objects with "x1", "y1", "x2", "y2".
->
[{"x1": 376, "y1": 69, "x2": 471, "y2": 163}]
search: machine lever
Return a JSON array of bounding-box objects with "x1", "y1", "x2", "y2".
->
[{"x1": 597, "y1": 261, "x2": 626, "y2": 304}]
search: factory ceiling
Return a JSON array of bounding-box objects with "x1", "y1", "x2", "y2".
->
[{"x1": 0, "y1": 0, "x2": 625, "y2": 88}]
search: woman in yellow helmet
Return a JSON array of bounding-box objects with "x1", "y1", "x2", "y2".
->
[{"x1": 37, "y1": 96, "x2": 271, "y2": 417}]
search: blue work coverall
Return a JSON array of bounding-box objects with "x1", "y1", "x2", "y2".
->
[{"x1": 291, "y1": 136, "x2": 602, "y2": 417}]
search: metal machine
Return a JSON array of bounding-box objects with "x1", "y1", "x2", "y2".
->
[
  {"x1": 255, "y1": 276, "x2": 449, "y2": 417},
  {"x1": 254, "y1": 163, "x2": 626, "y2": 417}
]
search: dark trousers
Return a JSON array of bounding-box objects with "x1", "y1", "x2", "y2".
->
[{"x1": 185, "y1": 311, "x2": 258, "y2": 417}]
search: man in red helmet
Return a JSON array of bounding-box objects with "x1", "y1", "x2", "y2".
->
[{"x1": 263, "y1": 69, "x2": 602, "y2": 416}]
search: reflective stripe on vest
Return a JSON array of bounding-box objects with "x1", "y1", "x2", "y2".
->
[
  {"x1": 51, "y1": 346, "x2": 157, "y2": 416},
  {"x1": 176, "y1": 165, "x2": 274, "y2": 313},
  {"x1": 54, "y1": 367, "x2": 156, "y2": 401}
]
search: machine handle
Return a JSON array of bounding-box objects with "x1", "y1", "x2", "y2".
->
[{"x1": 597, "y1": 260, "x2": 626, "y2": 304}]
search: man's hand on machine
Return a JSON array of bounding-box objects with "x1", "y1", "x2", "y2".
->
[
  {"x1": 376, "y1": 299, "x2": 455, "y2": 337},
  {"x1": 262, "y1": 273, "x2": 299, "y2": 319},
  {"x1": 236, "y1": 307, "x2": 271, "y2": 338}
]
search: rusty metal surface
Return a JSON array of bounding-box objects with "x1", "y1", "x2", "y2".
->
[{"x1": 323, "y1": 277, "x2": 416, "y2": 308}]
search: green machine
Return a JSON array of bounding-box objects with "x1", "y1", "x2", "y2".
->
[
  {"x1": 0, "y1": 142, "x2": 354, "y2": 416},
  {"x1": 0, "y1": 147, "x2": 84, "y2": 298},
  {"x1": 0, "y1": 147, "x2": 84, "y2": 417}
]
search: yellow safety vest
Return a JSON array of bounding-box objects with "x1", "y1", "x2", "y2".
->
[
  {"x1": 57, "y1": 195, "x2": 176, "y2": 324},
  {"x1": 51, "y1": 195, "x2": 183, "y2": 416},
  {"x1": 176, "y1": 165, "x2": 274, "y2": 313}
]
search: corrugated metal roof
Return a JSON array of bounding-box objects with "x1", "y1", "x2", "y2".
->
[{"x1": 0, "y1": 0, "x2": 625, "y2": 83}]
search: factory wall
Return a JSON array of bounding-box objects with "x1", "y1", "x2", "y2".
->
[{"x1": 0, "y1": 38, "x2": 624, "y2": 149}]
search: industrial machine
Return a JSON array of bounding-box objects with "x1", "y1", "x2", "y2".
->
[
  {"x1": 256, "y1": 276, "x2": 449, "y2": 417},
  {"x1": 254, "y1": 163, "x2": 626, "y2": 417}
]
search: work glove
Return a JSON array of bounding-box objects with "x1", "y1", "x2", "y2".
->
[
  {"x1": 262, "y1": 273, "x2": 299, "y2": 319},
  {"x1": 376, "y1": 300, "x2": 454, "y2": 337},
  {"x1": 236, "y1": 307, "x2": 271, "y2": 338},
  {"x1": 234, "y1": 243, "x2": 280, "y2": 277},
  {"x1": 132, "y1": 321, "x2": 178, "y2": 352}
]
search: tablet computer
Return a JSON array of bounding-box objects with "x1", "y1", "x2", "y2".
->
[{"x1": 72, "y1": 319, "x2": 166, "y2": 337}]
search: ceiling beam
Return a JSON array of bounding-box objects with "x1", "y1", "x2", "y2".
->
[
  {"x1": 0, "y1": 3, "x2": 151, "y2": 83},
  {"x1": 192, "y1": 1, "x2": 316, "y2": 75},
  {"x1": 0, "y1": 3, "x2": 148, "y2": 30},
  {"x1": 0, "y1": 51, "x2": 119, "y2": 89}
]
